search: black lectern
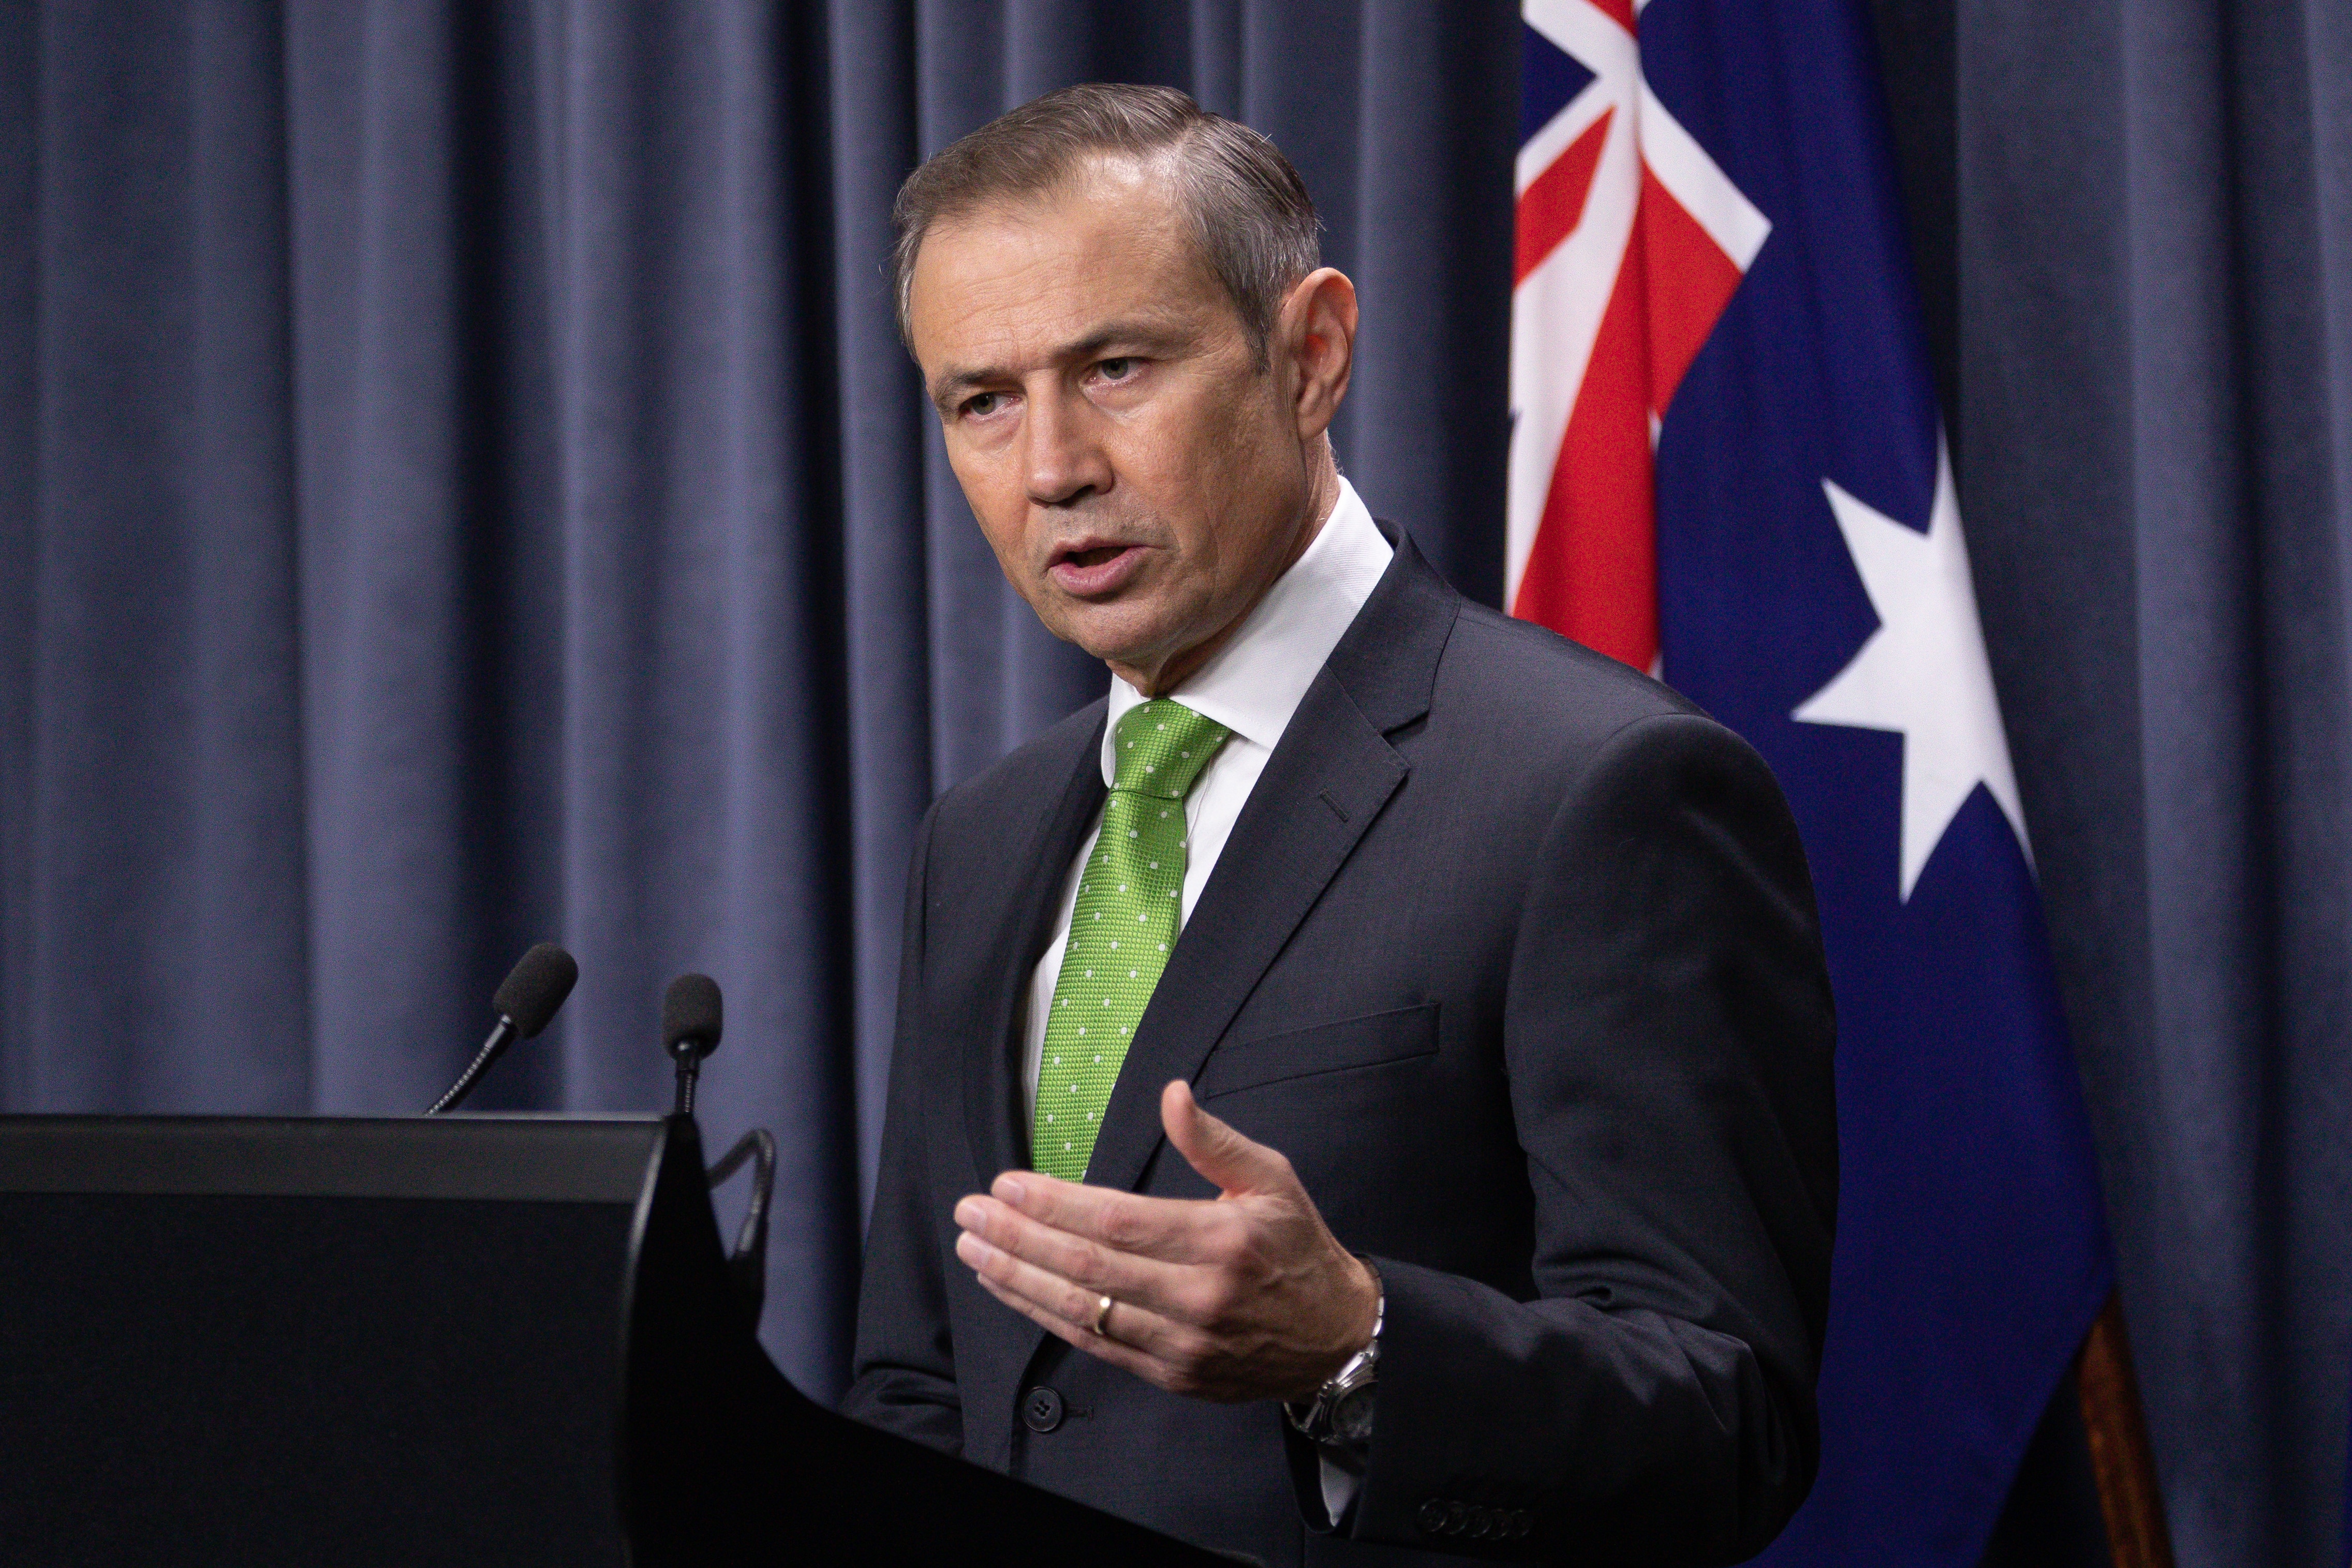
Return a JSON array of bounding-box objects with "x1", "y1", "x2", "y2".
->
[{"x1": 0, "y1": 1115, "x2": 1233, "y2": 1565}]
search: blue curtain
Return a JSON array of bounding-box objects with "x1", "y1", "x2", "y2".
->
[
  {"x1": 1882, "y1": 0, "x2": 2352, "y2": 1562},
  {"x1": 8, "y1": 2, "x2": 2351, "y2": 1562}
]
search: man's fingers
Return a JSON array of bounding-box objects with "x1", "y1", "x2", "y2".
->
[
  {"x1": 1161, "y1": 1078, "x2": 1291, "y2": 1197},
  {"x1": 972, "y1": 1275, "x2": 1182, "y2": 1389},
  {"x1": 957, "y1": 1228, "x2": 1191, "y2": 1363},
  {"x1": 985, "y1": 1169, "x2": 1230, "y2": 1265},
  {"x1": 954, "y1": 1194, "x2": 1182, "y2": 1306},
  {"x1": 955, "y1": 1223, "x2": 1116, "y2": 1334}
]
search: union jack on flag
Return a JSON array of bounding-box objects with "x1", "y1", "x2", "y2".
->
[
  {"x1": 1507, "y1": 0, "x2": 1767, "y2": 671},
  {"x1": 1509, "y1": 1, "x2": 2117, "y2": 1562}
]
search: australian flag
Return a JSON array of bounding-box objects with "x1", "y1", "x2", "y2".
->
[{"x1": 1509, "y1": 0, "x2": 2116, "y2": 1560}]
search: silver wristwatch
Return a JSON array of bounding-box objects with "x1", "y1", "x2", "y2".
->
[{"x1": 1286, "y1": 1266, "x2": 1384, "y2": 1447}]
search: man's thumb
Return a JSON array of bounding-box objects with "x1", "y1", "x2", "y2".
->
[{"x1": 1161, "y1": 1079, "x2": 1285, "y2": 1196}]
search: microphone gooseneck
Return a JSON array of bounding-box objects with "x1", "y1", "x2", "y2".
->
[
  {"x1": 661, "y1": 973, "x2": 723, "y2": 1116},
  {"x1": 426, "y1": 942, "x2": 580, "y2": 1115},
  {"x1": 426, "y1": 1016, "x2": 520, "y2": 1117}
]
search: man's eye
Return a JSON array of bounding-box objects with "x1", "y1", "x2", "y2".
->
[
  {"x1": 963, "y1": 392, "x2": 1005, "y2": 418},
  {"x1": 1097, "y1": 358, "x2": 1137, "y2": 381}
]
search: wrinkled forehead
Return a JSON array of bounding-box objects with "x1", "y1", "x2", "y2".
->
[{"x1": 905, "y1": 158, "x2": 1230, "y2": 365}]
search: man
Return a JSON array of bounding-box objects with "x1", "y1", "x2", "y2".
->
[{"x1": 845, "y1": 84, "x2": 1837, "y2": 1567}]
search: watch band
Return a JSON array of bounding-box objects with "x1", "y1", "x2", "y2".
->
[{"x1": 1287, "y1": 1261, "x2": 1384, "y2": 1445}]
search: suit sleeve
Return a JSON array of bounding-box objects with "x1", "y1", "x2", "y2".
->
[
  {"x1": 839, "y1": 798, "x2": 966, "y2": 1458},
  {"x1": 1328, "y1": 711, "x2": 1839, "y2": 1564}
]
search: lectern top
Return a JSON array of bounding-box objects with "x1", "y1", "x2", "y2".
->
[{"x1": 0, "y1": 1113, "x2": 666, "y2": 1202}]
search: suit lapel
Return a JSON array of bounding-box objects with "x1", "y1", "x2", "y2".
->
[
  {"x1": 959, "y1": 705, "x2": 1108, "y2": 1189},
  {"x1": 1079, "y1": 536, "x2": 1460, "y2": 1200}
]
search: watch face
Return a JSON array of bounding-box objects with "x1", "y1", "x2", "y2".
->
[{"x1": 1332, "y1": 1384, "x2": 1377, "y2": 1444}]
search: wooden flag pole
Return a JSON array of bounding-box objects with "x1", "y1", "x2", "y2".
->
[{"x1": 2076, "y1": 1292, "x2": 2176, "y2": 1568}]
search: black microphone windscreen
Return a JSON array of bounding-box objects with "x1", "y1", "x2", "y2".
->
[
  {"x1": 662, "y1": 973, "x2": 723, "y2": 1057},
  {"x1": 493, "y1": 943, "x2": 579, "y2": 1038}
]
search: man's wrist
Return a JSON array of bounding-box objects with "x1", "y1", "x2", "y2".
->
[
  {"x1": 1345, "y1": 1254, "x2": 1381, "y2": 1356},
  {"x1": 1287, "y1": 1258, "x2": 1383, "y2": 1447}
]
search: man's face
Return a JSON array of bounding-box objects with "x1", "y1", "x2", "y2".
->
[{"x1": 905, "y1": 160, "x2": 1325, "y2": 691}]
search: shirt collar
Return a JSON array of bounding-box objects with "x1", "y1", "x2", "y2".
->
[{"x1": 1101, "y1": 477, "x2": 1394, "y2": 785}]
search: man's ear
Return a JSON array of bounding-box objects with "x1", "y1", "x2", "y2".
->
[{"x1": 1280, "y1": 268, "x2": 1358, "y2": 442}]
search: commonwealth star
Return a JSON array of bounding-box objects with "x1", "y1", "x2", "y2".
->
[{"x1": 1794, "y1": 438, "x2": 2032, "y2": 901}]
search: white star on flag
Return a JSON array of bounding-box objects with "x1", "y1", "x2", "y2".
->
[{"x1": 1794, "y1": 437, "x2": 2032, "y2": 901}]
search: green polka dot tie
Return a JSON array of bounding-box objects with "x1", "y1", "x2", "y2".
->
[{"x1": 1033, "y1": 700, "x2": 1232, "y2": 1180}]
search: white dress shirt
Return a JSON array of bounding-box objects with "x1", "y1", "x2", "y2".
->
[{"x1": 1019, "y1": 478, "x2": 1394, "y2": 1108}]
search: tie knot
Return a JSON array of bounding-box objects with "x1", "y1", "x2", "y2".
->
[{"x1": 1111, "y1": 700, "x2": 1231, "y2": 799}]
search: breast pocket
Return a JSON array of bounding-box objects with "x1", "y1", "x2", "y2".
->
[{"x1": 1192, "y1": 1001, "x2": 1441, "y2": 1101}]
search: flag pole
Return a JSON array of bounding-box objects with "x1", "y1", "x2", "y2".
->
[{"x1": 2076, "y1": 1292, "x2": 2175, "y2": 1568}]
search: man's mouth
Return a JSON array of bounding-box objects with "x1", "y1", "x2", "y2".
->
[{"x1": 1047, "y1": 540, "x2": 1147, "y2": 596}]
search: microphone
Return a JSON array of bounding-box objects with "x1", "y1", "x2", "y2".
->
[
  {"x1": 656, "y1": 971, "x2": 775, "y2": 1323},
  {"x1": 661, "y1": 973, "x2": 722, "y2": 1116},
  {"x1": 425, "y1": 942, "x2": 579, "y2": 1114}
]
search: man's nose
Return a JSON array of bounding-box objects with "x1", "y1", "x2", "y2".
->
[{"x1": 1023, "y1": 389, "x2": 1113, "y2": 508}]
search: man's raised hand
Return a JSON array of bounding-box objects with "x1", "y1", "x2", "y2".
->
[{"x1": 952, "y1": 1078, "x2": 1379, "y2": 1403}]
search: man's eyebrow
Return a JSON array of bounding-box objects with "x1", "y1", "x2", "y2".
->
[
  {"x1": 928, "y1": 363, "x2": 1006, "y2": 411},
  {"x1": 1063, "y1": 320, "x2": 1190, "y2": 359},
  {"x1": 928, "y1": 320, "x2": 1194, "y2": 411}
]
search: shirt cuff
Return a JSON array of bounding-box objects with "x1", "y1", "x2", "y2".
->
[{"x1": 1318, "y1": 1445, "x2": 1366, "y2": 1526}]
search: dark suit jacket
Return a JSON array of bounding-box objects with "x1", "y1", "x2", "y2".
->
[{"x1": 844, "y1": 536, "x2": 1838, "y2": 1566}]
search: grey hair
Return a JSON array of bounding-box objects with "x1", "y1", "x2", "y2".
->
[{"x1": 890, "y1": 83, "x2": 1322, "y2": 367}]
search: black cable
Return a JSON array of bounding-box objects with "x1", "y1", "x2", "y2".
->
[{"x1": 706, "y1": 1128, "x2": 777, "y2": 1319}]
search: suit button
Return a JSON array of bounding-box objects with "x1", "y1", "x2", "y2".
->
[
  {"x1": 1445, "y1": 1501, "x2": 1470, "y2": 1535},
  {"x1": 1417, "y1": 1498, "x2": 1449, "y2": 1535},
  {"x1": 1021, "y1": 1386, "x2": 1065, "y2": 1433},
  {"x1": 1469, "y1": 1506, "x2": 1497, "y2": 1538},
  {"x1": 1509, "y1": 1508, "x2": 1534, "y2": 1537}
]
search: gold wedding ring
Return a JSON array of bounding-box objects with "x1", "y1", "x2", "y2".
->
[{"x1": 1091, "y1": 1293, "x2": 1116, "y2": 1337}]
